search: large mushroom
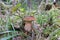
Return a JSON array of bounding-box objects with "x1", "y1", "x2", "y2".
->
[{"x1": 23, "y1": 16, "x2": 35, "y2": 34}]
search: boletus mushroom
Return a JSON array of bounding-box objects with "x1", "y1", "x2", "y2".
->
[{"x1": 23, "y1": 16, "x2": 35, "y2": 34}]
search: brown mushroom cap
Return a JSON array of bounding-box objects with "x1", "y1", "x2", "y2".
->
[{"x1": 23, "y1": 16, "x2": 35, "y2": 21}]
